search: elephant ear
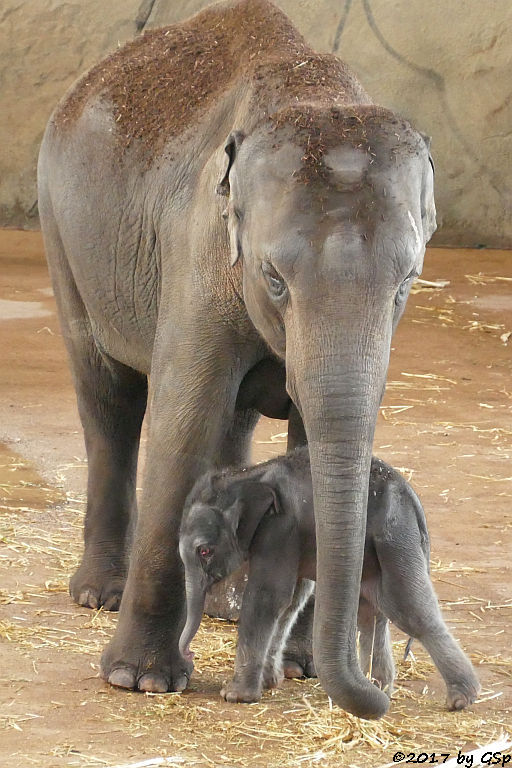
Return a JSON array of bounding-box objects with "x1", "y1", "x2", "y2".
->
[
  {"x1": 419, "y1": 133, "x2": 437, "y2": 244},
  {"x1": 225, "y1": 481, "x2": 282, "y2": 551},
  {"x1": 216, "y1": 131, "x2": 245, "y2": 197},
  {"x1": 216, "y1": 132, "x2": 245, "y2": 266},
  {"x1": 419, "y1": 132, "x2": 436, "y2": 179},
  {"x1": 226, "y1": 206, "x2": 243, "y2": 267}
]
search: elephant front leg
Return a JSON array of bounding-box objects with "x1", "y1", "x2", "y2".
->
[
  {"x1": 222, "y1": 521, "x2": 298, "y2": 703},
  {"x1": 100, "y1": 337, "x2": 241, "y2": 692},
  {"x1": 281, "y1": 405, "x2": 317, "y2": 679},
  {"x1": 221, "y1": 586, "x2": 292, "y2": 703}
]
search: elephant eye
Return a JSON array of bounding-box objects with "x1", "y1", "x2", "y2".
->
[
  {"x1": 262, "y1": 262, "x2": 286, "y2": 298},
  {"x1": 395, "y1": 271, "x2": 416, "y2": 305},
  {"x1": 198, "y1": 546, "x2": 213, "y2": 560}
]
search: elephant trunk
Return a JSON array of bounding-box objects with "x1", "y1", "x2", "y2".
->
[
  {"x1": 179, "y1": 566, "x2": 207, "y2": 661},
  {"x1": 288, "y1": 312, "x2": 392, "y2": 719}
]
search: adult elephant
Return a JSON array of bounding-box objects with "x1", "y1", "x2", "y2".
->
[{"x1": 38, "y1": 0, "x2": 435, "y2": 719}]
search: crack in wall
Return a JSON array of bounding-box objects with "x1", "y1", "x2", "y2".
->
[
  {"x1": 135, "y1": 0, "x2": 157, "y2": 33},
  {"x1": 333, "y1": 0, "x2": 509, "y2": 213},
  {"x1": 332, "y1": 0, "x2": 353, "y2": 54}
]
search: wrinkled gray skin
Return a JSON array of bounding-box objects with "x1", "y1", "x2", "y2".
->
[
  {"x1": 37, "y1": 0, "x2": 436, "y2": 719},
  {"x1": 179, "y1": 450, "x2": 480, "y2": 709}
]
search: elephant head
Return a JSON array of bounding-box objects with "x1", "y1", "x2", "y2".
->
[
  {"x1": 216, "y1": 105, "x2": 436, "y2": 718},
  {"x1": 179, "y1": 473, "x2": 280, "y2": 661}
]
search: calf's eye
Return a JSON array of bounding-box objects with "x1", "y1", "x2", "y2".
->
[{"x1": 198, "y1": 546, "x2": 212, "y2": 559}]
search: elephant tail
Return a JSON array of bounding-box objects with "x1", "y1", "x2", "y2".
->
[
  {"x1": 404, "y1": 636, "x2": 415, "y2": 660},
  {"x1": 407, "y1": 483, "x2": 431, "y2": 574}
]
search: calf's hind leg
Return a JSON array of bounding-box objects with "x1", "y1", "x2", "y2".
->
[
  {"x1": 263, "y1": 579, "x2": 315, "y2": 688},
  {"x1": 377, "y1": 542, "x2": 480, "y2": 710},
  {"x1": 357, "y1": 597, "x2": 395, "y2": 695}
]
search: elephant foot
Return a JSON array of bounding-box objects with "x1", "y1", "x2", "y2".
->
[
  {"x1": 446, "y1": 679, "x2": 480, "y2": 711},
  {"x1": 100, "y1": 626, "x2": 193, "y2": 693},
  {"x1": 283, "y1": 656, "x2": 316, "y2": 678},
  {"x1": 370, "y1": 675, "x2": 394, "y2": 697},
  {"x1": 283, "y1": 592, "x2": 316, "y2": 678},
  {"x1": 283, "y1": 634, "x2": 316, "y2": 678},
  {"x1": 221, "y1": 680, "x2": 262, "y2": 703},
  {"x1": 263, "y1": 664, "x2": 284, "y2": 690},
  {"x1": 70, "y1": 558, "x2": 126, "y2": 611},
  {"x1": 368, "y1": 657, "x2": 395, "y2": 696},
  {"x1": 283, "y1": 640, "x2": 316, "y2": 677}
]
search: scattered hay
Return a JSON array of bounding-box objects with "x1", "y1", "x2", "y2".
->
[
  {"x1": 400, "y1": 372, "x2": 457, "y2": 384},
  {"x1": 431, "y1": 559, "x2": 487, "y2": 575},
  {"x1": 255, "y1": 431, "x2": 288, "y2": 445},
  {"x1": 410, "y1": 279, "x2": 450, "y2": 294},
  {"x1": 465, "y1": 274, "x2": 512, "y2": 285},
  {"x1": 1, "y1": 450, "x2": 511, "y2": 768},
  {"x1": 464, "y1": 320, "x2": 506, "y2": 334}
]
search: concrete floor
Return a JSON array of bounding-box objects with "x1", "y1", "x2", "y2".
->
[{"x1": 1, "y1": 230, "x2": 511, "y2": 766}]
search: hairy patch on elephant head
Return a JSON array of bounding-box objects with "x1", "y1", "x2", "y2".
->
[{"x1": 267, "y1": 104, "x2": 424, "y2": 187}]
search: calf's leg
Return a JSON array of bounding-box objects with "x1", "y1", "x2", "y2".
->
[
  {"x1": 357, "y1": 597, "x2": 395, "y2": 695},
  {"x1": 376, "y1": 540, "x2": 479, "y2": 710},
  {"x1": 263, "y1": 579, "x2": 315, "y2": 688}
]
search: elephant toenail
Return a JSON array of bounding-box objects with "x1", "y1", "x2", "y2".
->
[
  {"x1": 79, "y1": 590, "x2": 98, "y2": 609},
  {"x1": 108, "y1": 668, "x2": 136, "y2": 689},
  {"x1": 103, "y1": 594, "x2": 121, "y2": 611},
  {"x1": 173, "y1": 673, "x2": 189, "y2": 692},
  {"x1": 138, "y1": 674, "x2": 168, "y2": 693}
]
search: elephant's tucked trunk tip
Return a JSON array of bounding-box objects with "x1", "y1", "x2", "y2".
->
[{"x1": 318, "y1": 667, "x2": 391, "y2": 719}]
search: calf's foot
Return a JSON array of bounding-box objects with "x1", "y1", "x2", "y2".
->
[
  {"x1": 283, "y1": 594, "x2": 316, "y2": 678},
  {"x1": 221, "y1": 680, "x2": 263, "y2": 703},
  {"x1": 283, "y1": 649, "x2": 316, "y2": 679},
  {"x1": 368, "y1": 654, "x2": 395, "y2": 697},
  {"x1": 262, "y1": 663, "x2": 284, "y2": 690}
]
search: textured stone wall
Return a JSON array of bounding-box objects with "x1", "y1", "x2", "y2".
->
[{"x1": 2, "y1": 0, "x2": 511, "y2": 246}]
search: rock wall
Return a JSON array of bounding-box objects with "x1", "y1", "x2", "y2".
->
[{"x1": 2, "y1": 0, "x2": 511, "y2": 246}]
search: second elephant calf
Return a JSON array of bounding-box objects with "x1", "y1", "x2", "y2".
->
[{"x1": 179, "y1": 448, "x2": 479, "y2": 710}]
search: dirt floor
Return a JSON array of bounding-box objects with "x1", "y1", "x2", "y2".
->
[{"x1": 0, "y1": 230, "x2": 511, "y2": 767}]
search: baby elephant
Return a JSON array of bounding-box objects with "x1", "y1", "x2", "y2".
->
[{"x1": 179, "y1": 448, "x2": 479, "y2": 710}]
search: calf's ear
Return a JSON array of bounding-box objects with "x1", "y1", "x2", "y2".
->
[{"x1": 226, "y1": 481, "x2": 282, "y2": 550}]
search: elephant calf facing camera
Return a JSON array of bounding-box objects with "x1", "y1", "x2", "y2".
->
[{"x1": 179, "y1": 448, "x2": 479, "y2": 710}]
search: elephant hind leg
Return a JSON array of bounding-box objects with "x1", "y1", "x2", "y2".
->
[
  {"x1": 358, "y1": 597, "x2": 395, "y2": 696},
  {"x1": 282, "y1": 591, "x2": 317, "y2": 679},
  {"x1": 376, "y1": 542, "x2": 480, "y2": 710},
  {"x1": 70, "y1": 344, "x2": 147, "y2": 611},
  {"x1": 44, "y1": 218, "x2": 147, "y2": 611},
  {"x1": 264, "y1": 578, "x2": 316, "y2": 687},
  {"x1": 216, "y1": 407, "x2": 260, "y2": 469}
]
